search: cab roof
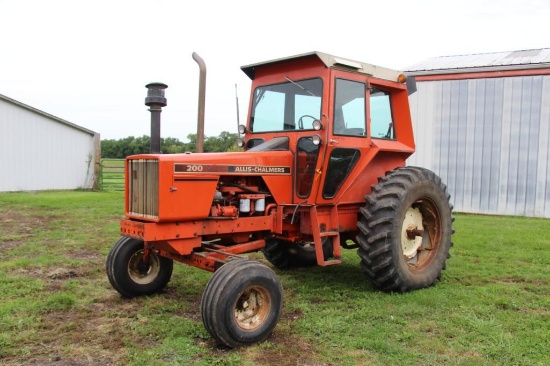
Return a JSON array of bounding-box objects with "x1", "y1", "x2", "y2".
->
[{"x1": 241, "y1": 51, "x2": 403, "y2": 82}]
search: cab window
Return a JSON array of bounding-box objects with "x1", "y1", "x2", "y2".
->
[
  {"x1": 370, "y1": 87, "x2": 395, "y2": 139},
  {"x1": 250, "y1": 78, "x2": 322, "y2": 132},
  {"x1": 333, "y1": 79, "x2": 366, "y2": 136},
  {"x1": 322, "y1": 148, "x2": 360, "y2": 198},
  {"x1": 296, "y1": 137, "x2": 320, "y2": 198}
]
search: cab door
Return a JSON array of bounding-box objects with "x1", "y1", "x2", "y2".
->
[{"x1": 316, "y1": 70, "x2": 370, "y2": 203}]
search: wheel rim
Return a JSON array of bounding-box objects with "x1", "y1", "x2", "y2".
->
[
  {"x1": 401, "y1": 198, "x2": 442, "y2": 270},
  {"x1": 127, "y1": 250, "x2": 161, "y2": 285},
  {"x1": 234, "y1": 286, "x2": 271, "y2": 330}
]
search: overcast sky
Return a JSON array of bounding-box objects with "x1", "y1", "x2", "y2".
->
[{"x1": 1, "y1": 0, "x2": 549, "y2": 141}]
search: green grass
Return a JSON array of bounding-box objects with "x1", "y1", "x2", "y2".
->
[{"x1": 0, "y1": 191, "x2": 549, "y2": 365}]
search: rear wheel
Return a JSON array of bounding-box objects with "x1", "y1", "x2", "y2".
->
[
  {"x1": 106, "y1": 236, "x2": 173, "y2": 297},
  {"x1": 201, "y1": 260, "x2": 283, "y2": 347},
  {"x1": 262, "y1": 238, "x2": 333, "y2": 269},
  {"x1": 356, "y1": 167, "x2": 454, "y2": 292}
]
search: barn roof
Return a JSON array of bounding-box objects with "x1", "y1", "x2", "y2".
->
[
  {"x1": 0, "y1": 93, "x2": 98, "y2": 136},
  {"x1": 405, "y1": 48, "x2": 550, "y2": 75}
]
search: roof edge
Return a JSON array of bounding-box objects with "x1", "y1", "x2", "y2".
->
[
  {"x1": 0, "y1": 93, "x2": 98, "y2": 136},
  {"x1": 241, "y1": 51, "x2": 402, "y2": 82},
  {"x1": 405, "y1": 62, "x2": 550, "y2": 77}
]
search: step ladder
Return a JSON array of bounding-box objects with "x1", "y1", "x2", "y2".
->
[{"x1": 310, "y1": 205, "x2": 342, "y2": 266}]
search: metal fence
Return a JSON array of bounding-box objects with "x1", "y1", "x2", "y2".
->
[{"x1": 100, "y1": 159, "x2": 124, "y2": 191}]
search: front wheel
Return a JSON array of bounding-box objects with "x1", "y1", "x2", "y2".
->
[
  {"x1": 106, "y1": 236, "x2": 174, "y2": 297},
  {"x1": 356, "y1": 167, "x2": 454, "y2": 292},
  {"x1": 200, "y1": 260, "x2": 283, "y2": 347}
]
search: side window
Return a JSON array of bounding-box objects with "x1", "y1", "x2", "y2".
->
[
  {"x1": 333, "y1": 79, "x2": 366, "y2": 136},
  {"x1": 322, "y1": 148, "x2": 360, "y2": 198},
  {"x1": 370, "y1": 87, "x2": 395, "y2": 139}
]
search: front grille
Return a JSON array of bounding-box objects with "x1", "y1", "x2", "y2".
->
[{"x1": 128, "y1": 159, "x2": 159, "y2": 219}]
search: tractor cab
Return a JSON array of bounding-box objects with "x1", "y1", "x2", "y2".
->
[{"x1": 239, "y1": 52, "x2": 415, "y2": 206}]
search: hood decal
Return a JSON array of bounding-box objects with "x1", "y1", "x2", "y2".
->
[{"x1": 174, "y1": 163, "x2": 291, "y2": 175}]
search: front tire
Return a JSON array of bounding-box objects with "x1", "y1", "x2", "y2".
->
[
  {"x1": 200, "y1": 260, "x2": 283, "y2": 347},
  {"x1": 106, "y1": 236, "x2": 174, "y2": 297},
  {"x1": 356, "y1": 167, "x2": 454, "y2": 292}
]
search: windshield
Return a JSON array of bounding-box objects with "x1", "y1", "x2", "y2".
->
[{"x1": 250, "y1": 78, "x2": 323, "y2": 132}]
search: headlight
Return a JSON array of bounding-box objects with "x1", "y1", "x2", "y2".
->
[
  {"x1": 312, "y1": 119, "x2": 323, "y2": 130},
  {"x1": 312, "y1": 135, "x2": 322, "y2": 146}
]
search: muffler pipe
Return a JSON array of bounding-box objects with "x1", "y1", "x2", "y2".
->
[
  {"x1": 145, "y1": 82, "x2": 168, "y2": 154},
  {"x1": 192, "y1": 52, "x2": 206, "y2": 153}
]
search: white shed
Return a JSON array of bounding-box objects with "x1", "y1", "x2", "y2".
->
[
  {"x1": 0, "y1": 94, "x2": 100, "y2": 192},
  {"x1": 405, "y1": 48, "x2": 550, "y2": 218}
]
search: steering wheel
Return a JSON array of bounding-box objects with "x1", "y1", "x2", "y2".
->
[{"x1": 297, "y1": 115, "x2": 317, "y2": 130}]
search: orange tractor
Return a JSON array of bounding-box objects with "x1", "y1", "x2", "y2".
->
[{"x1": 106, "y1": 52, "x2": 454, "y2": 347}]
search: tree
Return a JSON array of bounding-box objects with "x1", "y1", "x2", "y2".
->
[
  {"x1": 204, "y1": 131, "x2": 238, "y2": 152},
  {"x1": 101, "y1": 131, "x2": 240, "y2": 158}
]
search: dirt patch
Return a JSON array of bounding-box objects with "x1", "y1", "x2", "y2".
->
[
  {"x1": 1, "y1": 294, "x2": 144, "y2": 366},
  {"x1": 14, "y1": 266, "x2": 95, "y2": 292},
  {"x1": 245, "y1": 307, "x2": 326, "y2": 366},
  {"x1": 245, "y1": 332, "x2": 326, "y2": 366},
  {"x1": 47, "y1": 267, "x2": 80, "y2": 280},
  {"x1": 0, "y1": 210, "x2": 53, "y2": 252},
  {"x1": 493, "y1": 277, "x2": 549, "y2": 286},
  {"x1": 66, "y1": 249, "x2": 105, "y2": 261},
  {"x1": 180, "y1": 296, "x2": 203, "y2": 322},
  {"x1": 518, "y1": 308, "x2": 550, "y2": 315}
]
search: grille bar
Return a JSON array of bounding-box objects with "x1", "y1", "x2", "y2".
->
[{"x1": 128, "y1": 159, "x2": 159, "y2": 219}]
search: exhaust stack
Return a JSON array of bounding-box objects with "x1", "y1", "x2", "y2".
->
[
  {"x1": 192, "y1": 52, "x2": 206, "y2": 153},
  {"x1": 145, "y1": 82, "x2": 168, "y2": 154}
]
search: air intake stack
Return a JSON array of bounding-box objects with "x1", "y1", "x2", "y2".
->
[{"x1": 145, "y1": 82, "x2": 168, "y2": 154}]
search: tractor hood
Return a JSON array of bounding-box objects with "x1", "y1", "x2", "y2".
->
[{"x1": 125, "y1": 150, "x2": 294, "y2": 222}]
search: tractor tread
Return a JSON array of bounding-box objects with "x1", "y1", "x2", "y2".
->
[{"x1": 356, "y1": 166, "x2": 454, "y2": 292}]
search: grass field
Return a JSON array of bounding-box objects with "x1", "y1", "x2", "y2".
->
[{"x1": 1, "y1": 191, "x2": 549, "y2": 365}]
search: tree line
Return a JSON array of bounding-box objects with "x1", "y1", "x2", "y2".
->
[{"x1": 101, "y1": 131, "x2": 239, "y2": 158}]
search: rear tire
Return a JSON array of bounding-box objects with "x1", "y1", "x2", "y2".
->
[
  {"x1": 106, "y1": 236, "x2": 173, "y2": 297},
  {"x1": 200, "y1": 260, "x2": 283, "y2": 347},
  {"x1": 262, "y1": 238, "x2": 333, "y2": 269},
  {"x1": 356, "y1": 167, "x2": 454, "y2": 292}
]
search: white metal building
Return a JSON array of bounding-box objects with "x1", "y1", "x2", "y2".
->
[
  {"x1": 0, "y1": 94, "x2": 100, "y2": 192},
  {"x1": 405, "y1": 48, "x2": 550, "y2": 218}
]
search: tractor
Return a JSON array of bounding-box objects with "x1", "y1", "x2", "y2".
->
[{"x1": 106, "y1": 51, "x2": 454, "y2": 348}]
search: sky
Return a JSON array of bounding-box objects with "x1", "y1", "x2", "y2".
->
[{"x1": 1, "y1": 0, "x2": 549, "y2": 141}]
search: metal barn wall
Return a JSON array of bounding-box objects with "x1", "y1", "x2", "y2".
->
[
  {"x1": 0, "y1": 97, "x2": 99, "y2": 192},
  {"x1": 407, "y1": 75, "x2": 550, "y2": 218}
]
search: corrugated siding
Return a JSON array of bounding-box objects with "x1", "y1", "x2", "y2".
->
[
  {"x1": 0, "y1": 98, "x2": 97, "y2": 191},
  {"x1": 408, "y1": 75, "x2": 550, "y2": 218}
]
